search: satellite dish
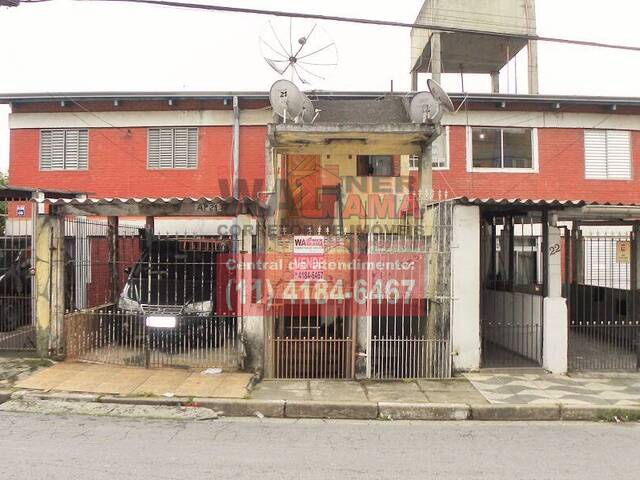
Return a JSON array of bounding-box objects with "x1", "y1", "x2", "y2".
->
[
  {"x1": 409, "y1": 92, "x2": 442, "y2": 124},
  {"x1": 427, "y1": 78, "x2": 455, "y2": 113},
  {"x1": 300, "y1": 94, "x2": 316, "y2": 124},
  {"x1": 269, "y1": 79, "x2": 305, "y2": 122},
  {"x1": 260, "y1": 18, "x2": 338, "y2": 85}
]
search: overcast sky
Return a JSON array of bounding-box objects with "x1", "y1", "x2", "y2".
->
[{"x1": 1, "y1": 0, "x2": 640, "y2": 174}]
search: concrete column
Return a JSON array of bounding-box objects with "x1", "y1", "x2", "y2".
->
[
  {"x1": 450, "y1": 205, "x2": 481, "y2": 371},
  {"x1": 490, "y1": 71, "x2": 500, "y2": 94},
  {"x1": 236, "y1": 214, "x2": 264, "y2": 373},
  {"x1": 411, "y1": 71, "x2": 418, "y2": 92},
  {"x1": 34, "y1": 214, "x2": 65, "y2": 357},
  {"x1": 430, "y1": 33, "x2": 442, "y2": 84},
  {"x1": 527, "y1": 40, "x2": 539, "y2": 94},
  {"x1": 418, "y1": 143, "x2": 433, "y2": 206},
  {"x1": 542, "y1": 224, "x2": 568, "y2": 374}
]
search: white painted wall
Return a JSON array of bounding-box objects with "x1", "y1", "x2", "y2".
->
[
  {"x1": 482, "y1": 289, "x2": 543, "y2": 362},
  {"x1": 450, "y1": 204, "x2": 481, "y2": 371}
]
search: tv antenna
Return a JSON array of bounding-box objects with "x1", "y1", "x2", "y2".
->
[
  {"x1": 409, "y1": 79, "x2": 455, "y2": 124},
  {"x1": 260, "y1": 17, "x2": 338, "y2": 85}
]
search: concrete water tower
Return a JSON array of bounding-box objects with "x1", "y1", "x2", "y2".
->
[{"x1": 410, "y1": 0, "x2": 538, "y2": 93}]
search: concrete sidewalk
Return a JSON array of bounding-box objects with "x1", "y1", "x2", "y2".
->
[{"x1": 2, "y1": 357, "x2": 640, "y2": 421}]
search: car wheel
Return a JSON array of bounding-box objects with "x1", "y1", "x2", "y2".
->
[{"x1": 0, "y1": 303, "x2": 19, "y2": 332}]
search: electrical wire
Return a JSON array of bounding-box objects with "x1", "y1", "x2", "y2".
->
[{"x1": 74, "y1": 0, "x2": 640, "y2": 53}]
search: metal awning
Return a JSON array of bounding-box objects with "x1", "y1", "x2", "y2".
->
[
  {"x1": 0, "y1": 185, "x2": 86, "y2": 201},
  {"x1": 44, "y1": 196, "x2": 267, "y2": 217}
]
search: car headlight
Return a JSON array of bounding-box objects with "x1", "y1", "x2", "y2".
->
[{"x1": 183, "y1": 300, "x2": 213, "y2": 315}]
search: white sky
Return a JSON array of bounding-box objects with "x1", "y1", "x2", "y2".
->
[{"x1": 1, "y1": 0, "x2": 640, "y2": 174}]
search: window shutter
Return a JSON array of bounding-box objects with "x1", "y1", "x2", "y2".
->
[
  {"x1": 187, "y1": 128, "x2": 198, "y2": 168},
  {"x1": 159, "y1": 129, "x2": 174, "y2": 169},
  {"x1": 41, "y1": 129, "x2": 86, "y2": 170},
  {"x1": 148, "y1": 127, "x2": 198, "y2": 169},
  {"x1": 64, "y1": 130, "x2": 79, "y2": 169},
  {"x1": 605, "y1": 130, "x2": 631, "y2": 179},
  {"x1": 584, "y1": 130, "x2": 607, "y2": 179},
  {"x1": 148, "y1": 128, "x2": 160, "y2": 168}
]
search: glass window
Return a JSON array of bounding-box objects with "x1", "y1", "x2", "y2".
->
[
  {"x1": 472, "y1": 127, "x2": 533, "y2": 169},
  {"x1": 356, "y1": 155, "x2": 395, "y2": 177}
]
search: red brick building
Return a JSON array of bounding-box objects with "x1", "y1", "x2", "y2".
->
[{"x1": 2, "y1": 92, "x2": 640, "y2": 213}]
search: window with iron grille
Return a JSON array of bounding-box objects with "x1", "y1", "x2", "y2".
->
[
  {"x1": 40, "y1": 129, "x2": 88, "y2": 170},
  {"x1": 147, "y1": 127, "x2": 198, "y2": 169},
  {"x1": 584, "y1": 130, "x2": 631, "y2": 180}
]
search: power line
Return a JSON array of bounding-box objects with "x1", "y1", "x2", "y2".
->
[{"x1": 76, "y1": 0, "x2": 640, "y2": 53}]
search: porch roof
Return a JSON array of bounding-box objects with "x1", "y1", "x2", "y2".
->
[{"x1": 43, "y1": 196, "x2": 267, "y2": 217}]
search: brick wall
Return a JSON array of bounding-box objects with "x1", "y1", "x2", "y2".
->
[
  {"x1": 8, "y1": 125, "x2": 265, "y2": 199},
  {"x1": 431, "y1": 127, "x2": 640, "y2": 204}
]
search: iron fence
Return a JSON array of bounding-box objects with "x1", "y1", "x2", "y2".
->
[
  {"x1": 568, "y1": 229, "x2": 639, "y2": 371},
  {"x1": 60, "y1": 217, "x2": 242, "y2": 369},
  {"x1": 0, "y1": 203, "x2": 36, "y2": 351}
]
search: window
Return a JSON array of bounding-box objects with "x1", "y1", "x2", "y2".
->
[
  {"x1": 40, "y1": 129, "x2": 88, "y2": 170},
  {"x1": 148, "y1": 127, "x2": 198, "y2": 169},
  {"x1": 408, "y1": 127, "x2": 449, "y2": 170},
  {"x1": 584, "y1": 130, "x2": 631, "y2": 180},
  {"x1": 356, "y1": 155, "x2": 397, "y2": 177},
  {"x1": 469, "y1": 127, "x2": 535, "y2": 170}
]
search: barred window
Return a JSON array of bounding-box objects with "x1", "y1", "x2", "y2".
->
[
  {"x1": 147, "y1": 127, "x2": 198, "y2": 169},
  {"x1": 40, "y1": 129, "x2": 88, "y2": 170}
]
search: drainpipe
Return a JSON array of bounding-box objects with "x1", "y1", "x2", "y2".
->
[{"x1": 232, "y1": 96, "x2": 240, "y2": 199}]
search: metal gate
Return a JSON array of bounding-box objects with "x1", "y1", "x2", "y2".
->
[
  {"x1": 267, "y1": 201, "x2": 453, "y2": 380},
  {"x1": 567, "y1": 227, "x2": 639, "y2": 371},
  {"x1": 368, "y1": 200, "x2": 453, "y2": 379},
  {"x1": 480, "y1": 214, "x2": 544, "y2": 368},
  {"x1": 61, "y1": 217, "x2": 242, "y2": 369},
  {"x1": 0, "y1": 202, "x2": 36, "y2": 351}
]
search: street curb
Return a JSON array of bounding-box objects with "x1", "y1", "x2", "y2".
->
[
  {"x1": 560, "y1": 405, "x2": 640, "y2": 421},
  {"x1": 194, "y1": 398, "x2": 285, "y2": 418},
  {"x1": 285, "y1": 400, "x2": 378, "y2": 420},
  {"x1": 378, "y1": 402, "x2": 470, "y2": 420},
  {"x1": 10, "y1": 390, "x2": 101, "y2": 403},
  {"x1": 5, "y1": 391, "x2": 639, "y2": 422},
  {"x1": 98, "y1": 396, "x2": 189, "y2": 407},
  {"x1": 470, "y1": 404, "x2": 561, "y2": 421}
]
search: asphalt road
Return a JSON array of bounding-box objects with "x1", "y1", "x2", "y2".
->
[{"x1": 1, "y1": 412, "x2": 639, "y2": 480}]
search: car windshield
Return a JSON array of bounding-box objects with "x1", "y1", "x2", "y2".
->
[{"x1": 126, "y1": 240, "x2": 216, "y2": 306}]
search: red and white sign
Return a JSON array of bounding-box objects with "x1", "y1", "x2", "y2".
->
[{"x1": 293, "y1": 236, "x2": 324, "y2": 281}]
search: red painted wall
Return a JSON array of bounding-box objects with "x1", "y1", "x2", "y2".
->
[
  {"x1": 8, "y1": 125, "x2": 265, "y2": 199},
  {"x1": 431, "y1": 127, "x2": 640, "y2": 204}
]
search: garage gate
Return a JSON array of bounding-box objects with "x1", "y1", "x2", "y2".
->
[
  {"x1": 60, "y1": 217, "x2": 242, "y2": 369},
  {"x1": 566, "y1": 227, "x2": 640, "y2": 371}
]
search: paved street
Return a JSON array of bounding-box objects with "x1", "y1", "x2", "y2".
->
[{"x1": 0, "y1": 412, "x2": 639, "y2": 480}]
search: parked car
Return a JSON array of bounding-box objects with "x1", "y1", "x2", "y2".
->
[
  {"x1": 118, "y1": 234, "x2": 228, "y2": 348},
  {"x1": 0, "y1": 250, "x2": 31, "y2": 332}
]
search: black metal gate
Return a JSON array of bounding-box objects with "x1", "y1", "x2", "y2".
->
[
  {"x1": 480, "y1": 214, "x2": 544, "y2": 368},
  {"x1": 567, "y1": 227, "x2": 640, "y2": 371},
  {"x1": 0, "y1": 201, "x2": 36, "y2": 351},
  {"x1": 61, "y1": 217, "x2": 242, "y2": 369}
]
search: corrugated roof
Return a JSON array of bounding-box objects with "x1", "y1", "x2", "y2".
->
[
  {"x1": 313, "y1": 97, "x2": 410, "y2": 124},
  {"x1": 0, "y1": 185, "x2": 86, "y2": 200},
  {"x1": 454, "y1": 197, "x2": 640, "y2": 207}
]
